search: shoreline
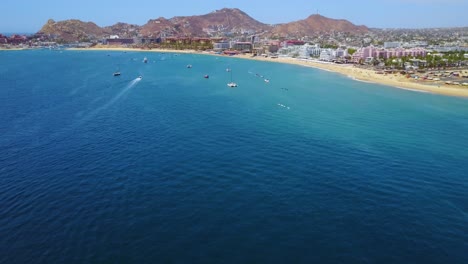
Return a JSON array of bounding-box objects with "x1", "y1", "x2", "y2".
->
[
  {"x1": 0, "y1": 47, "x2": 26, "y2": 51},
  {"x1": 28, "y1": 46, "x2": 468, "y2": 97},
  {"x1": 233, "y1": 54, "x2": 468, "y2": 98}
]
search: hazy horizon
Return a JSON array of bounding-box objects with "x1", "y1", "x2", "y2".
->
[{"x1": 2, "y1": 0, "x2": 468, "y2": 32}]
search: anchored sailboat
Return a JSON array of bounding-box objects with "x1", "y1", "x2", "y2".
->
[{"x1": 227, "y1": 68, "x2": 237, "y2": 87}]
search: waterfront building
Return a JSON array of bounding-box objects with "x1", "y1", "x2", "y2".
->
[
  {"x1": 213, "y1": 42, "x2": 230, "y2": 51},
  {"x1": 335, "y1": 48, "x2": 348, "y2": 58},
  {"x1": 232, "y1": 42, "x2": 253, "y2": 52},
  {"x1": 104, "y1": 38, "x2": 134, "y2": 45},
  {"x1": 141, "y1": 38, "x2": 161, "y2": 44},
  {"x1": 277, "y1": 43, "x2": 321, "y2": 58},
  {"x1": 282, "y1": 40, "x2": 306, "y2": 47},
  {"x1": 308, "y1": 44, "x2": 322, "y2": 57},
  {"x1": 319, "y1": 49, "x2": 336, "y2": 61},
  {"x1": 352, "y1": 46, "x2": 427, "y2": 63}
]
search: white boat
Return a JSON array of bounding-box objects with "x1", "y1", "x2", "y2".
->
[
  {"x1": 227, "y1": 68, "x2": 237, "y2": 87},
  {"x1": 143, "y1": 57, "x2": 148, "y2": 63},
  {"x1": 113, "y1": 64, "x2": 121, "y2": 76},
  {"x1": 137, "y1": 75, "x2": 142, "y2": 80}
]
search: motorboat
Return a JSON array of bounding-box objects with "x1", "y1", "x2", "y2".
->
[{"x1": 113, "y1": 64, "x2": 121, "y2": 76}]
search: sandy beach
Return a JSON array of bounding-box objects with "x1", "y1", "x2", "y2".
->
[{"x1": 69, "y1": 46, "x2": 468, "y2": 97}]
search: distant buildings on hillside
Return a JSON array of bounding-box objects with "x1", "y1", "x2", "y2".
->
[
  {"x1": 0, "y1": 34, "x2": 28, "y2": 45},
  {"x1": 384, "y1": 42, "x2": 400, "y2": 49}
]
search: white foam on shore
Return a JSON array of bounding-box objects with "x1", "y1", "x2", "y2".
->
[
  {"x1": 396, "y1": 87, "x2": 432, "y2": 94},
  {"x1": 299, "y1": 63, "x2": 334, "y2": 72},
  {"x1": 317, "y1": 68, "x2": 333, "y2": 72},
  {"x1": 347, "y1": 75, "x2": 432, "y2": 94},
  {"x1": 347, "y1": 75, "x2": 374, "y2": 84}
]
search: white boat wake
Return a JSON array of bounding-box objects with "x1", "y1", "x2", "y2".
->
[
  {"x1": 78, "y1": 78, "x2": 140, "y2": 124},
  {"x1": 13, "y1": 78, "x2": 142, "y2": 150},
  {"x1": 101, "y1": 78, "x2": 140, "y2": 109}
]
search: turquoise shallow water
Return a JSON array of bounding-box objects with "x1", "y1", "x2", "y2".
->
[{"x1": 0, "y1": 50, "x2": 467, "y2": 263}]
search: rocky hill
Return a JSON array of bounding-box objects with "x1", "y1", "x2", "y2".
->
[
  {"x1": 271, "y1": 14, "x2": 369, "y2": 37},
  {"x1": 103, "y1": 22, "x2": 141, "y2": 38},
  {"x1": 39, "y1": 19, "x2": 109, "y2": 42},
  {"x1": 38, "y1": 9, "x2": 369, "y2": 42},
  {"x1": 141, "y1": 8, "x2": 271, "y2": 37}
]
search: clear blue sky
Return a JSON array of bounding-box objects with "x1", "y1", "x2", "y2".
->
[{"x1": 1, "y1": 0, "x2": 467, "y2": 33}]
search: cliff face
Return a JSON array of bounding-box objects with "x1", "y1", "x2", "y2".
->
[
  {"x1": 271, "y1": 15, "x2": 369, "y2": 37},
  {"x1": 38, "y1": 9, "x2": 370, "y2": 42}
]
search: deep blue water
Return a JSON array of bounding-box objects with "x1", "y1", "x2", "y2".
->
[{"x1": 0, "y1": 50, "x2": 467, "y2": 263}]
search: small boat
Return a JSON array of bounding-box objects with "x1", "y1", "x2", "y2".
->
[
  {"x1": 204, "y1": 75, "x2": 209, "y2": 79},
  {"x1": 264, "y1": 78, "x2": 270, "y2": 83},
  {"x1": 227, "y1": 69, "x2": 237, "y2": 87},
  {"x1": 113, "y1": 64, "x2": 121, "y2": 76},
  {"x1": 227, "y1": 82, "x2": 237, "y2": 87},
  {"x1": 137, "y1": 75, "x2": 142, "y2": 80},
  {"x1": 143, "y1": 57, "x2": 148, "y2": 63},
  {"x1": 187, "y1": 64, "x2": 192, "y2": 68}
]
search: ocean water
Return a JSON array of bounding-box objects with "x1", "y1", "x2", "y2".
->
[{"x1": 0, "y1": 50, "x2": 467, "y2": 263}]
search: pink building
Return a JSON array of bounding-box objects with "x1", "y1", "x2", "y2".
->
[{"x1": 352, "y1": 46, "x2": 427, "y2": 63}]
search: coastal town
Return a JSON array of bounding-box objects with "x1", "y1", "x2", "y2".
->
[{"x1": 2, "y1": 8, "x2": 467, "y2": 92}]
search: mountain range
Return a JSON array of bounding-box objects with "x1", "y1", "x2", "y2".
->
[{"x1": 38, "y1": 8, "x2": 369, "y2": 42}]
